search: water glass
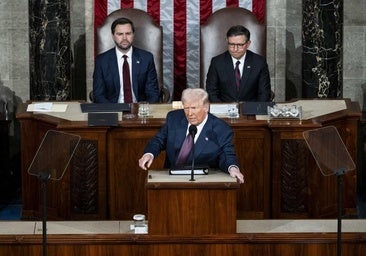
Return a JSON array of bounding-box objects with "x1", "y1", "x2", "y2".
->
[
  {"x1": 227, "y1": 104, "x2": 239, "y2": 118},
  {"x1": 138, "y1": 101, "x2": 150, "y2": 117}
]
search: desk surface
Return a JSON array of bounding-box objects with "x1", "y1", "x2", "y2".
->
[
  {"x1": 146, "y1": 170, "x2": 239, "y2": 189},
  {"x1": 22, "y1": 99, "x2": 348, "y2": 122},
  {"x1": 1, "y1": 219, "x2": 366, "y2": 235}
]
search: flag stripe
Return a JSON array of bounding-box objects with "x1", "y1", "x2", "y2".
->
[
  {"x1": 173, "y1": 0, "x2": 187, "y2": 99},
  {"x1": 95, "y1": 0, "x2": 108, "y2": 30},
  {"x1": 241, "y1": 0, "x2": 253, "y2": 11},
  {"x1": 252, "y1": 0, "x2": 265, "y2": 23},
  {"x1": 186, "y1": 0, "x2": 200, "y2": 89},
  {"x1": 121, "y1": 0, "x2": 134, "y2": 8},
  {"x1": 200, "y1": 0, "x2": 212, "y2": 25},
  {"x1": 226, "y1": 0, "x2": 239, "y2": 7},
  {"x1": 160, "y1": 0, "x2": 174, "y2": 99},
  {"x1": 94, "y1": 0, "x2": 265, "y2": 99},
  {"x1": 147, "y1": 0, "x2": 160, "y2": 23}
]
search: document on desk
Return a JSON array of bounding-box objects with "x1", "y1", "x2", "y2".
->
[
  {"x1": 27, "y1": 102, "x2": 68, "y2": 112},
  {"x1": 169, "y1": 167, "x2": 209, "y2": 175},
  {"x1": 210, "y1": 104, "x2": 230, "y2": 115}
]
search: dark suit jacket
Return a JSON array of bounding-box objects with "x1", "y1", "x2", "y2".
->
[
  {"x1": 206, "y1": 50, "x2": 271, "y2": 102},
  {"x1": 144, "y1": 109, "x2": 239, "y2": 173},
  {"x1": 93, "y1": 47, "x2": 159, "y2": 103}
]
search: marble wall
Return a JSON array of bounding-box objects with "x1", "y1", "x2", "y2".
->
[
  {"x1": 0, "y1": 0, "x2": 365, "y2": 108},
  {"x1": 302, "y1": 0, "x2": 343, "y2": 98},
  {"x1": 343, "y1": 0, "x2": 366, "y2": 110},
  {"x1": 29, "y1": 0, "x2": 71, "y2": 100}
]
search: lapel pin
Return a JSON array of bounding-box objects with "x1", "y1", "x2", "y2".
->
[
  {"x1": 137, "y1": 60, "x2": 140, "y2": 64},
  {"x1": 247, "y1": 65, "x2": 251, "y2": 68},
  {"x1": 205, "y1": 137, "x2": 208, "y2": 141}
]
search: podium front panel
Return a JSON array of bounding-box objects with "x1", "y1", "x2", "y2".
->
[{"x1": 146, "y1": 170, "x2": 239, "y2": 235}]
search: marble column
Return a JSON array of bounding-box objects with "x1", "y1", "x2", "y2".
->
[
  {"x1": 29, "y1": 0, "x2": 71, "y2": 100},
  {"x1": 302, "y1": 0, "x2": 343, "y2": 98}
]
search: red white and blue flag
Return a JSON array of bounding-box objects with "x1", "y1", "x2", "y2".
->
[{"x1": 94, "y1": 0, "x2": 265, "y2": 100}]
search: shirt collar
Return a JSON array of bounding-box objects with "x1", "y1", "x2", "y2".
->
[
  {"x1": 231, "y1": 52, "x2": 246, "y2": 66},
  {"x1": 116, "y1": 46, "x2": 133, "y2": 60},
  {"x1": 187, "y1": 114, "x2": 208, "y2": 142}
]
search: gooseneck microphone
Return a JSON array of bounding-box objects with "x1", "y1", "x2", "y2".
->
[
  {"x1": 189, "y1": 125, "x2": 197, "y2": 181},
  {"x1": 189, "y1": 124, "x2": 197, "y2": 137}
]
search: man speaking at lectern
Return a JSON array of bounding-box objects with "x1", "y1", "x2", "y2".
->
[{"x1": 138, "y1": 88, "x2": 244, "y2": 183}]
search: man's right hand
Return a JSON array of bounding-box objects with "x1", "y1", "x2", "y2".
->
[{"x1": 138, "y1": 153, "x2": 154, "y2": 170}]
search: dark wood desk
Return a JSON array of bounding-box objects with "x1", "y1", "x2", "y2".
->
[{"x1": 16, "y1": 100, "x2": 361, "y2": 220}]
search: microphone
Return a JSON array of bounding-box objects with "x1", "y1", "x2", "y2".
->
[
  {"x1": 188, "y1": 125, "x2": 197, "y2": 181},
  {"x1": 189, "y1": 124, "x2": 197, "y2": 137}
]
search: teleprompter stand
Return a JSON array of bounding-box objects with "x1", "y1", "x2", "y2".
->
[
  {"x1": 27, "y1": 130, "x2": 81, "y2": 256},
  {"x1": 303, "y1": 126, "x2": 356, "y2": 256}
]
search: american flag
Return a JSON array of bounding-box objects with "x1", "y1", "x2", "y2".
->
[{"x1": 94, "y1": 0, "x2": 266, "y2": 100}]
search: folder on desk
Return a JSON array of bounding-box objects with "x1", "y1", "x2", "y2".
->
[
  {"x1": 241, "y1": 101, "x2": 274, "y2": 115},
  {"x1": 81, "y1": 103, "x2": 130, "y2": 113},
  {"x1": 169, "y1": 165, "x2": 209, "y2": 175},
  {"x1": 88, "y1": 112, "x2": 118, "y2": 126}
]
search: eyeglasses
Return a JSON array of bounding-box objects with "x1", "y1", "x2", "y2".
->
[{"x1": 228, "y1": 42, "x2": 247, "y2": 49}]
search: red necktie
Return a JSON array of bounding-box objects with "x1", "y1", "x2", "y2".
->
[
  {"x1": 176, "y1": 134, "x2": 193, "y2": 165},
  {"x1": 234, "y1": 60, "x2": 241, "y2": 90},
  {"x1": 123, "y1": 55, "x2": 132, "y2": 103}
]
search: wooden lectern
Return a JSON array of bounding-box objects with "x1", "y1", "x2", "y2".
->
[{"x1": 146, "y1": 170, "x2": 240, "y2": 235}]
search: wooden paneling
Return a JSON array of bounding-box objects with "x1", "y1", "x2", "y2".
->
[
  {"x1": 232, "y1": 127, "x2": 271, "y2": 218},
  {"x1": 147, "y1": 175, "x2": 239, "y2": 235},
  {"x1": 1, "y1": 233, "x2": 366, "y2": 256},
  {"x1": 108, "y1": 127, "x2": 166, "y2": 220}
]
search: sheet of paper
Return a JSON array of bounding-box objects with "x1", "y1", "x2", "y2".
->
[
  {"x1": 210, "y1": 104, "x2": 229, "y2": 115},
  {"x1": 169, "y1": 168, "x2": 208, "y2": 175},
  {"x1": 27, "y1": 103, "x2": 68, "y2": 112}
]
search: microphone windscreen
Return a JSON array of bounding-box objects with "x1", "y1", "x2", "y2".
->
[{"x1": 189, "y1": 125, "x2": 197, "y2": 136}]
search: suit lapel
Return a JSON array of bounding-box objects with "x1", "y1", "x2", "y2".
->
[
  {"x1": 131, "y1": 48, "x2": 140, "y2": 98},
  {"x1": 109, "y1": 50, "x2": 121, "y2": 94},
  {"x1": 189, "y1": 115, "x2": 213, "y2": 161},
  {"x1": 240, "y1": 51, "x2": 253, "y2": 93},
  {"x1": 174, "y1": 117, "x2": 189, "y2": 157},
  {"x1": 223, "y1": 52, "x2": 238, "y2": 92}
]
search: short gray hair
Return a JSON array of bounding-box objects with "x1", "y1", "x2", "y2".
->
[{"x1": 181, "y1": 88, "x2": 209, "y2": 106}]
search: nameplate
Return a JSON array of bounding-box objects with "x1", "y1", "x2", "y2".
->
[
  {"x1": 241, "y1": 101, "x2": 274, "y2": 115},
  {"x1": 88, "y1": 112, "x2": 118, "y2": 126},
  {"x1": 81, "y1": 103, "x2": 130, "y2": 113}
]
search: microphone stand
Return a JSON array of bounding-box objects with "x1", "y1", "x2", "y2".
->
[
  {"x1": 189, "y1": 135, "x2": 195, "y2": 181},
  {"x1": 39, "y1": 172, "x2": 51, "y2": 256},
  {"x1": 188, "y1": 124, "x2": 197, "y2": 182}
]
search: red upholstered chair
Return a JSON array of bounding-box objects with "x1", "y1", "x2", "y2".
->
[
  {"x1": 93, "y1": 8, "x2": 170, "y2": 102},
  {"x1": 200, "y1": 7, "x2": 273, "y2": 100}
]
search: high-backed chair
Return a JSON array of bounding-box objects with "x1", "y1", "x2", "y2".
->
[
  {"x1": 94, "y1": 8, "x2": 170, "y2": 102},
  {"x1": 200, "y1": 7, "x2": 272, "y2": 99}
]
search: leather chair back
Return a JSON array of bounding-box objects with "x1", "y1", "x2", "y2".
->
[
  {"x1": 200, "y1": 7, "x2": 266, "y2": 88},
  {"x1": 96, "y1": 8, "x2": 168, "y2": 101}
]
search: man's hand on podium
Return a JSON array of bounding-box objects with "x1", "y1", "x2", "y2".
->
[
  {"x1": 138, "y1": 153, "x2": 154, "y2": 170},
  {"x1": 229, "y1": 166, "x2": 245, "y2": 183}
]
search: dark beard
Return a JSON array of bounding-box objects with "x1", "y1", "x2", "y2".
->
[{"x1": 116, "y1": 43, "x2": 132, "y2": 52}]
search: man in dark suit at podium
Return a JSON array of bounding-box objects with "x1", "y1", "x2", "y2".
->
[{"x1": 138, "y1": 88, "x2": 244, "y2": 183}]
